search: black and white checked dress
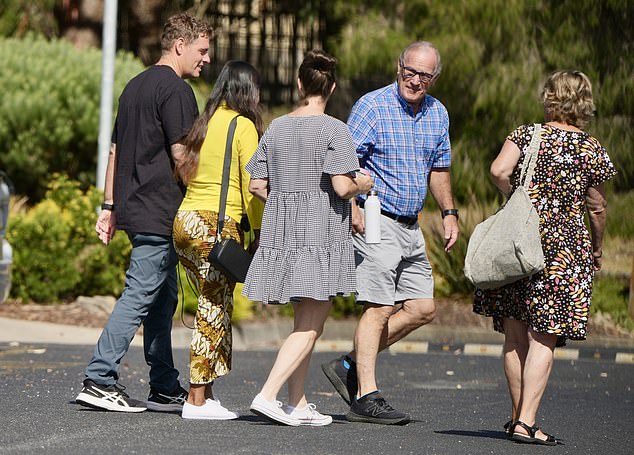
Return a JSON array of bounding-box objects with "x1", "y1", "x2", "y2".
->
[{"x1": 242, "y1": 114, "x2": 360, "y2": 304}]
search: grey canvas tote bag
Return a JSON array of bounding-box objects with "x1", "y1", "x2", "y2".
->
[{"x1": 464, "y1": 124, "x2": 545, "y2": 289}]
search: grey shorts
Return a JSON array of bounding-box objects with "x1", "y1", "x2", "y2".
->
[{"x1": 354, "y1": 211, "x2": 434, "y2": 306}]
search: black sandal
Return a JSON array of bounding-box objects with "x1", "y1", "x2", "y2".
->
[
  {"x1": 511, "y1": 420, "x2": 557, "y2": 446},
  {"x1": 503, "y1": 420, "x2": 514, "y2": 436}
]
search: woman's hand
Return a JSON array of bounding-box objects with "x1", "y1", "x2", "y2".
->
[
  {"x1": 248, "y1": 178, "x2": 269, "y2": 202},
  {"x1": 351, "y1": 200, "x2": 364, "y2": 234},
  {"x1": 332, "y1": 172, "x2": 373, "y2": 199},
  {"x1": 592, "y1": 251, "x2": 603, "y2": 271},
  {"x1": 247, "y1": 230, "x2": 260, "y2": 255},
  {"x1": 355, "y1": 172, "x2": 374, "y2": 194}
]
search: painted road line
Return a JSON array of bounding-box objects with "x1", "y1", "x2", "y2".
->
[
  {"x1": 464, "y1": 344, "x2": 503, "y2": 357},
  {"x1": 314, "y1": 340, "x2": 353, "y2": 352},
  {"x1": 615, "y1": 352, "x2": 634, "y2": 364},
  {"x1": 389, "y1": 341, "x2": 429, "y2": 354},
  {"x1": 554, "y1": 348, "x2": 579, "y2": 360}
]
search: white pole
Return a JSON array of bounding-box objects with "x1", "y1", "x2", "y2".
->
[{"x1": 96, "y1": 0, "x2": 118, "y2": 191}]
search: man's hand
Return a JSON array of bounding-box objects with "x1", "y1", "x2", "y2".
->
[
  {"x1": 442, "y1": 215, "x2": 459, "y2": 252},
  {"x1": 96, "y1": 209, "x2": 117, "y2": 245},
  {"x1": 351, "y1": 200, "x2": 365, "y2": 235}
]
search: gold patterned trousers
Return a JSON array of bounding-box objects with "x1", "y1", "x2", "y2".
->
[{"x1": 173, "y1": 210, "x2": 242, "y2": 384}]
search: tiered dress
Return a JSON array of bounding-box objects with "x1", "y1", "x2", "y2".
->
[
  {"x1": 243, "y1": 114, "x2": 360, "y2": 304},
  {"x1": 473, "y1": 124, "x2": 617, "y2": 344}
]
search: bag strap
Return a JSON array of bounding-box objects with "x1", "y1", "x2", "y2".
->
[
  {"x1": 216, "y1": 115, "x2": 240, "y2": 241},
  {"x1": 519, "y1": 123, "x2": 542, "y2": 188}
]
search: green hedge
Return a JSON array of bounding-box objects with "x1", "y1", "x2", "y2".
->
[
  {"x1": 6, "y1": 175, "x2": 258, "y2": 322},
  {"x1": 0, "y1": 35, "x2": 144, "y2": 202},
  {"x1": 8, "y1": 175, "x2": 130, "y2": 303}
]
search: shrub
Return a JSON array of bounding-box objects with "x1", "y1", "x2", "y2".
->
[
  {"x1": 591, "y1": 274, "x2": 633, "y2": 332},
  {"x1": 606, "y1": 190, "x2": 634, "y2": 238},
  {"x1": 9, "y1": 199, "x2": 79, "y2": 302},
  {"x1": 331, "y1": 295, "x2": 362, "y2": 319},
  {"x1": 421, "y1": 198, "x2": 499, "y2": 297},
  {"x1": 0, "y1": 35, "x2": 144, "y2": 202},
  {"x1": 7, "y1": 174, "x2": 130, "y2": 303}
]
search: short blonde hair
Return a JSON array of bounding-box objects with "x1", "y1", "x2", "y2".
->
[{"x1": 541, "y1": 70, "x2": 595, "y2": 129}]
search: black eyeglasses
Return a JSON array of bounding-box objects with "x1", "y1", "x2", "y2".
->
[{"x1": 399, "y1": 59, "x2": 434, "y2": 84}]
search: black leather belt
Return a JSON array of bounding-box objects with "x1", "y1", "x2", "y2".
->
[{"x1": 357, "y1": 199, "x2": 418, "y2": 226}]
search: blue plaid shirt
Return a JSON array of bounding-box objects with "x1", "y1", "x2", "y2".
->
[{"x1": 348, "y1": 82, "x2": 451, "y2": 217}]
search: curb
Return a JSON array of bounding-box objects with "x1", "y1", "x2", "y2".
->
[{"x1": 1, "y1": 317, "x2": 633, "y2": 364}]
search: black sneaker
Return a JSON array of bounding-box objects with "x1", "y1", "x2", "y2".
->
[
  {"x1": 147, "y1": 385, "x2": 188, "y2": 412},
  {"x1": 75, "y1": 379, "x2": 147, "y2": 413},
  {"x1": 346, "y1": 391, "x2": 410, "y2": 425},
  {"x1": 321, "y1": 355, "x2": 358, "y2": 405}
]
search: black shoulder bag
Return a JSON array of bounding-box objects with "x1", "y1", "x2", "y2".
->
[{"x1": 207, "y1": 116, "x2": 253, "y2": 283}]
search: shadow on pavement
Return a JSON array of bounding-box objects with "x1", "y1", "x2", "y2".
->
[{"x1": 435, "y1": 429, "x2": 509, "y2": 441}]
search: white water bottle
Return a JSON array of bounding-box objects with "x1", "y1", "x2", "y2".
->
[{"x1": 364, "y1": 190, "x2": 381, "y2": 244}]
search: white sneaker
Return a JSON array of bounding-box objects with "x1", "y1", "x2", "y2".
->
[
  {"x1": 181, "y1": 398, "x2": 239, "y2": 420},
  {"x1": 286, "y1": 403, "x2": 333, "y2": 426},
  {"x1": 250, "y1": 393, "x2": 300, "y2": 426}
]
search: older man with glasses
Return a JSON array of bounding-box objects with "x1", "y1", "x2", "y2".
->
[{"x1": 322, "y1": 41, "x2": 459, "y2": 425}]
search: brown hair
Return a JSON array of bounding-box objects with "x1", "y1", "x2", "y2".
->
[
  {"x1": 161, "y1": 13, "x2": 213, "y2": 53},
  {"x1": 541, "y1": 70, "x2": 595, "y2": 129},
  {"x1": 298, "y1": 49, "x2": 337, "y2": 100},
  {"x1": 176, "y1": 61, "x2": 263, "y2": 184}
]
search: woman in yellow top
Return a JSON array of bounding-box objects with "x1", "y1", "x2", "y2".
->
[{"x1": 173, "y1": 60, "x2": 264, "y2": 420}]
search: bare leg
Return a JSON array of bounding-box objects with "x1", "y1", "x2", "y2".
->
[
  {"x1": 502, "y1": 318, "x2": 529, "y2": 421},
  {"x1": 259, "y1": 299, "x2": 331, "y2": 405},
  {"x1": 514, "y1": 328, "x2": 557, "y2": 440},
  {"x1": 187, "y1": 383, "x2": 215, "y2": 406},
  {"x1": 354, "y1": 303, "x2": 393, "y2": 396},
  {"x1": 349, "y1": 298, "x2": 435, "y2": 363},
  {"x1": 287, "y1": 354, "x2": 312, "y2": 409}
]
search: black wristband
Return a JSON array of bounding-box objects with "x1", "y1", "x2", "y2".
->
[
  {"x1": 442, "y1": 208, "x2": 459, "y2": 219},
  {"x1": 101, "y1": 202, "x2": 114, "y2": 211}
]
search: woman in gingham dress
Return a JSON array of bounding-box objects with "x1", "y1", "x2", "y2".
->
[
  {"x1": 173, "y1": 61, "x2": 264, "y2": 420},
  {"x1": 243, "y1": 50, "x2": 373, "y2": 426}
]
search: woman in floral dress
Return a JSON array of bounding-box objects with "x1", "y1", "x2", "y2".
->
[{"x1": 473, "y1": 70, "x2": 616, "y2": 445}]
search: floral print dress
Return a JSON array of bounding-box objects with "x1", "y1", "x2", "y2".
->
[{"x1": 473, "y1": 124, "x2": 617, "y2": 345}]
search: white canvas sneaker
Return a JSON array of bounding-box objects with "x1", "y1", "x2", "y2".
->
[
  {"x1": 285, "y1": 403, "x2": 333, "y2": 426},
  {"x1": 181, "y1": 398, "x2": 239, "y2": 420},
  {"x1": 250, "y1": 393, "x2": 300, "y2": 426}
]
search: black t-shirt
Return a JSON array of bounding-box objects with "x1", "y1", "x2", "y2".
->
[{"x1": 111, "y1": 65, "x2": 198, "y2": 236}]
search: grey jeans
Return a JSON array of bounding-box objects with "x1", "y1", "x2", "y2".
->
[{"x1": 84, "y1": 233, "x2": 180, "y2": 393}]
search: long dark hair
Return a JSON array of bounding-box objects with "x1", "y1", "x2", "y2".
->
[{"x1": 176, "y1": 60, "x2": 263, "y2": 183}]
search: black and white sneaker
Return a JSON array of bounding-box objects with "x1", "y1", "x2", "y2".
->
[
  {"x1": 75, "y1": 379, "x2": 147, "y2": 413},
  {"x1": 346, "y1": 391, "x2": 410, "y2": 425},
  {"x1": 147, "y1": 385, "x2": 188, "y2": 412},
  {"x1": 321, "y1": 355, "x2": 358, "y2": 405}
]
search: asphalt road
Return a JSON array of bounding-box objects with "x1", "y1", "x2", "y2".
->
[{"x1": 0, "y1": 344, "x2": 632, "y2": 454}]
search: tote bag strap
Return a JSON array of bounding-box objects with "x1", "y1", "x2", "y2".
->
[
  {"x1": 519, "y1": 123, "x2": 542, "y2": 188},
  {"x1": 216, "y1": 115, "x2": 240, "y2": 241}
]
